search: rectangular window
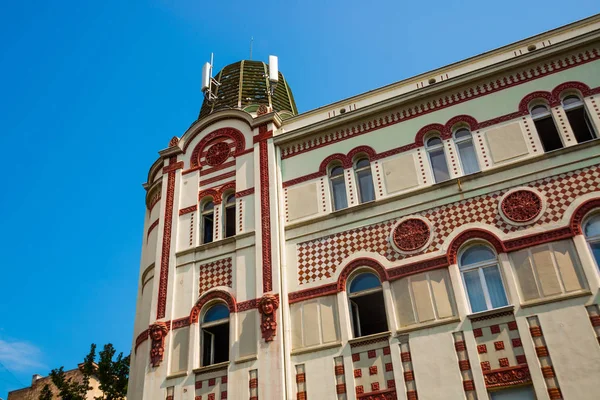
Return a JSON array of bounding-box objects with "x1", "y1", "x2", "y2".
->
[
  {"x1": 429, "y1": 149, "x2": 450, "y2": 182},
  {"x1": 533, "y1": 116, "x2": 563, "y2": 152},
  {"x1": 331, "y1": 178, "x2": 348, "y2": 210},
  {"x1": 392, "y1": 269, "x2": 456, "y2": 327},
  {"x1": 510, "y1": 239, "x2": 587, "y2": 302},
  {"x1": 489, "y1": 385, "x2": 536, "y2": 400},
  {"x1": 457, "y1": 140, "x2": 480, "y2": 175},
  {"x1": 356, "y1": 170, "x2": 375, "y2": 203},
  {"x1": 202, "y1": 214, "x2": 214, "y2": 244},
  {"x1": 225, "y1": 206, "x2": 236, "y2": 238}
]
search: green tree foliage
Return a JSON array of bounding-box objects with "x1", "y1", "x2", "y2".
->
[{"x1": 38, "y1": 343, "x2": 129, "y2": 400}]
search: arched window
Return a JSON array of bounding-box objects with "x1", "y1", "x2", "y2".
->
[
  {"x1": 530, "y1": 104, "x2": 563, "y2": 152},
  {"x1": 562, "y1": 95, "x2": 597, "y2": 143},
  {"x1": 201, "y1": 200, "x2": 214, "y2": 244},
  {"x1": 354, "y1": 158, "x2": 375, "y2": 204},
  {"x1": 426, "y1": 136, "x2": 450, "y2": 183},
  {"x1": 459, "y1": 244, "x2": 509, "y2": 313},
  {"x1": 201, "y1": 303, "x2": 230, "y2": 366},
  {"x1": 329, "y1": 165, "x2": 348, "y2": 211},
  {"x1": 584, "y1": 213, "x2": 600, "y2": 269},
  {"x1": 453, "y1": 128, "x2": 480, "y2": 175},
  {"x1": 223, "y1": 193, "x2": 236, "y2": 238},
  {"x1": 348, "y1": 272, "x2": 388, "y2": 337}
]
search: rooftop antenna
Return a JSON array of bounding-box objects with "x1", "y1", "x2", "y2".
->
[
  {"x1": 268, "y1": 55, "x2": 279, "y2": 96},
  {"x1": 249, "y1": 37, "x2": 254, "y2": 60},
  {"x1": 201, "y1": 53, "x2": 220, "y2": 102}
]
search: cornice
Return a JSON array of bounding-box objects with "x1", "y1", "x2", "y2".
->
[{"x1": 275, "y1": 30, "x2": 600, "y2": 146}]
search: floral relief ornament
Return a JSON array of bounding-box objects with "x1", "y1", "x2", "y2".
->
[
  {"x1": 259, "y1": 293, "x2": 279, "y2": 342},
  {"x1": 392, "y1": 218, "x2": 431, "y2": 252},
  {"x1": 205, "y1": 142, "x2": 231, "y2": 166},
  {"x1": 501, "y1": 190, "x2": 543, "y2": 223},
  {"x1": 149, "y1": 321, "x2": 169, "y2": 367}
]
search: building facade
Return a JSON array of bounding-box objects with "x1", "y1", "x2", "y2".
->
[
  {"x1": 7, "y1": 366, "x2": 104, "y2": 400},
  {"x1": 128, "y1": 15, "x2": 600, "y2": 400}
]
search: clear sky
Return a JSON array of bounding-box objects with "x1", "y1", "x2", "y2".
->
[{"x1": 0, "y1": 0, "x2": 598, "y2": 397}]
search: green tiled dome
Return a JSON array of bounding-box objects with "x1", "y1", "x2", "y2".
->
[{"x1": 199, "y1": 60, "x2": 298, "y2": 120}]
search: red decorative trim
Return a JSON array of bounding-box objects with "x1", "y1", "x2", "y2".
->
[
  {"x1": 400, "y1": 352, "x2": 411, "y2": 362},
  {"x1": 186, "y1": 127, "x2": 246, "y2": 165},
  {"x1": 335, "y1": 365, "x2": 345, "y2": 376},
  {"x1": 403, "y1": 371, "x2": 414, "y2": 381},
  {"x1": 354, "y1": 369, "x2": 362, "y2": 378},
  {"x1": 570, "y1": 197, "x2": 600, "y2": 235},
  {"x1": 491, "y1": 324, "x2": 502, "y2": 333},
  {"x1": 481, "y1": 361, "x2": 491, "y2": 371},
  {"x1": 147, "y1": 219, "x2": 159, "y2": 239},
  {"x1": 200, "y1": 171, "x2": 236, "y2": 187},
  {"x1": 198, "y1": 188, "x2": 221, "y2": 204},
  {"x1": 530, "y1": 326, "x2": 543, "y2": 337},
  {"x1": 172, "y1": 317, "x2": 190, "y2": 329},
  {"x1": 337, "y1": 258, "x2": 389, "y2": 292},
  {"x1": 288, "y1": 283, "x2": 337, "y2": 304},
  {"x1": 473, "y1": 328, "x2": 483, "y2": 337},
  {"x1": 237, "y1": 298, "x2": 259, "y2": 312},
  {"x1": 512, "y1": 338, "x2": 522, "y2": 348},
  {"x1": 179, "y1": 205, "x2": 197, "y2": 216},
  {"x1": 253, "y1": 129, "x2": 273, "y2": 143},
  {"x1": 454, "y1": 341, "x2": 466, "y2": 351},
  {"x1": 415, "y1": 123, "x2": 445, "y2": 146},
  {"x1": 149, "y1": 322, "x2": 169, "y2": 367},
  {"x1": 477, "y1": 344, "x2": 487, "y2": 354},
  {"x1": 249, "y1": 378, "x2": 258, "y2": 388},
  {"x1": 259, "y1": 139, "x2": 273, "y2": 292},
  {"x1": 483, "y1": 365, "x2": 531, "y2": 388},
  {"x1": 551, "y1": 81, "x2": 592, "y2": 100},
  {"x1": 157, "y1": 157, "x2": 177, "y2": 319},
  {"x1": 406, "y1": 390, "x2": 417, "y2": 400},
  {"x1": 463, "y1": 380, "x2": 475, "y2": 391},
  {"x1": 458, "y1": 360, "x2": 471, "y2": 371},
  {"x1": 516, "y1": 355, "x2": 527, "y2": 365},
  {"x1": 501, "y1": 190, "x2": 543, "y2": 223},
  {"x1": 535, "y1": 346, "x2": 549, "y2": 357},
  {"x1": 447, "y1": 229, "x2": 504, "y2": 264},
  {"x1": 443, "y1": 115, "x2": 479, "y2": 136},
  {"x1": 494, "y1": 341, "x2": 505, "y2": 351},
  {"x1": 508, "y1": 321, "x2": 518, "y2": 330},
  {"x1": 518, "y1": 91, "x2": 555, "y2": 113},
  {"x1": 199, "y1": 160, "x2": 236, "y2": 176},
  {"x1": 503, "y1": 226, "x2": 573, "y2": 251},
  {"x1": 259, "y1": 293, "x2": 279, "y2": 342},
  {"x1": 387, "y1": 256, "x2": 449, "y2": 280},
  {"x1": 168, "y1": 136, "x2": 180, "y2": 147},
  {"x1": 147, "y1": 190, "x2": 161, "y2": 213},
  {"x1": 469, "y1": 309, "x2": 514, "y2": 322},
  {"x1": 336, "y1": 384, "x2": 346, "y2": 394},
  {"x1": 541, "y1": 366, "x2": 555, "y2": 378},
  {"x1": 281, "y1": 51, "x2": 600, "y2": 160},
  {"x1": 235, "y1": 187, "x2": 255, "y2": 198},
  {"x1": 190, "y1": 290, "x2": 237, "y2": 323},
  {"x1": 548, "y1": 388, "x2": 563, "y2": 400},
  {"x1": 134, "y1": 329, "x2": 149, "y2": 353},
  {"x1": 162, "y1": 161, "x2": 184, "y2": 174},
  {"x1": 205, "y1": 142, "x2": 231, "y2": 166},
  {"x1": 352, "y1": 353, "x2": 361, "y2": 362},
  {"x1": 350, "y1": 335, "x2": 390, "y2": 349}
]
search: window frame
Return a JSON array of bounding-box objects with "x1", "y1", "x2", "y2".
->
[
  {"x1": 223, "y1": 192, "x2": 236, "y2": 238},
  {"x1": 200, "y1": 302, "x2": 230, "y2": 367},
  {"x1": 452, "y1": 127, "x2": 480, "y2": 176},
  {"x1": 200, "y1": 199, "x2": 215, "y2": 244},
  {"x1": 458, "y1": 243, "x2": 510, "y2": 314},
  {"x1": 353, "y1": 156, "x2": 375, "y2": 204},
  {"x1": 583, "y1": 211, "x2": 600, "y2": 269},
  {"x1": 329, "y1": 163, "x2": 348, "y2": 211},
  {"x1": 425, "y1": 135, "x2": 450, "y2": 183},
  {"x1": 561, "y1": 93, "x2": 597, "y2": 143},
  {"x1": 529, "y1": 102, "x2": 564, "y2": 152},
  {"x1": 347, "y1": 271, "x2": 388, "y2": 338}
]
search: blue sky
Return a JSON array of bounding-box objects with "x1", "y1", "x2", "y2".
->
[{"x1": 0, "y1": 0, "x2": 597, "y2": 396}]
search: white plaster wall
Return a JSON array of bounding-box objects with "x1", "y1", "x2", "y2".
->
[{"x1": 173, "y1": 264, "x2": 194, "y2": 318}]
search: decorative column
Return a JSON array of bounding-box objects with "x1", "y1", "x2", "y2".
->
[
  {"x1": 527, "y1": 316, "x2": 563, "y2": 400},
  {"x1": 398, "y1": 335, "x2": 418, "y2": 400},
  {"x1": 453, "y1": 331, "x2": 478, "y2": 400},
  {"x1": 334, "y1": 356, "x2": 347, "y2": 400}
]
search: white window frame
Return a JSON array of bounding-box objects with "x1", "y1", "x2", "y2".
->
[
  {"x1": 453, "y1": 128, "x2": 480, "y2": 176},
  {"x1": 223, "y1": 192, "x2": 236, "y2": 238},
  {"x1": 353, "y1": 157, "x2": 375, "y2": 204},
  {"x1": 459, "y1": 245, "x2": 509, "y2": 313},
  {"x1": 201, "y1": 199, "x2": 215, "y2": 244},
  {"x1": 347, "y1": 273, "x2": 386, "y2": 338},
  {"x1": 583, "y1": 212, "x2": 600, "y2": 270},
  {"x1": 200, "y1": 305, "x2": 229, "y2": 366},
  {"x1": 425, "y1": 136, "x2": 450, "y2": 183},
  {"x1": 529, "y1": 102, "x2": 564, "y2": 151},
  {"x1": 561, "y1": 94, "x2": 597, "y2": 141},
  {"x1": 329, "y1": 164, "x2": 347, "y2": 211}
]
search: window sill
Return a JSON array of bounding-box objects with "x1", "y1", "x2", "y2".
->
[
  {"x1": 467, "y1": 305, "x2": 515, "y2": 321},
  {"x1": 193, "y1": 361, "x2": 230, "y2": 375},
  {"x1": 234, "y1": 355, "x2": 258, "y2": 364},
  {"x1": 348, "y1": 331, "x2": 391, "y2": 347},
  {"x1": 396, "y1": 317, "x2": 460, "y2": 334},
  {"x1": 520, "y1": 290, "x2": 592, "y2": 308},
  {"x1": 166, "y1": 371, "x2": 188, "y2": 380},
  {"x1": 176, "y1": 231, "x2": 255, "y2": 257},
  {"x1": 291, "y1": 341, "x2": 342, "y2": 356}
]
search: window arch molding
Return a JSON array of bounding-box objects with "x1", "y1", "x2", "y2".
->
[
  {"x1": 186, "y1": 127, "x2": 247, "y2": 169},
  {"x1": 352, "y1": 153, "x2": 375, "y2": 204},
  {"x1": 518, "y1": 91, "x2": 555, "y2": 114},
  {"x1": 415, "y1": 123, "x2": 445, "y2": 146},
  {"x1": 447, "y1": 228, "x2": 505, "y2": 265},
  {"x1": 551, "y1": 81, "x2": 592, "y2": 100},
  {"x1": 336, "y1": 258, "x2": 389, "y2": 292},
  {"x1": 570, "y1": 197, "x2": 600, "y2": 235},
  {"x1": 190, "y1": 289, "x2": 238, "y2": 323},
  {"x1": 444, "y1": 115, "x2": 479, "y2": 137}
]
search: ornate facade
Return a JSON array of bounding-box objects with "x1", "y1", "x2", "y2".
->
[{"x1": 128, "y1": 15, "x2": 600, "y2": 400}]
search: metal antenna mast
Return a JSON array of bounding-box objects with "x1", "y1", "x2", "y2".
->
[{"x1": 249, "y1": 37, "x2": 254, "y2": 60}]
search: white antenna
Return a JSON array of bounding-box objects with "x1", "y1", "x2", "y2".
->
[
  {"x1": 201, "y1": 53, "x2": 220, "y2": 102},
  {"x1": 268, "y1": 55, "x2": 279, "y2": 96},
  {"x1": 250, "y1": 37, "x2": 254, "y2": 60}
]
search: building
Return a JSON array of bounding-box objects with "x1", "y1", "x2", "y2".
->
[
  {"x1": 7, "y1": 366, "x2": 104, "y2": 400},
  {"x1": 128, "y1": 14, "x2": 600, "y2": 400}
]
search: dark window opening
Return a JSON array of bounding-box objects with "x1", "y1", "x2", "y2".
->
[
  {"x1": 350, "y1": 291, "x2": 388, "y2": 337},
  {"x1": 566, "y1": 107, "x2": 596, "y2": 143},
  {"x1": 225, "y1": 206, "x2": 236, "y2": 238},
  {"x1": 534, "y1": 117, "x2": 563, "y2": 152},
  {"x1": 202, "y1": 214, "x2": 214, "y2": 243},
  {"x1": 202, "y1": 322, "x2": 229, "y2": 366}
]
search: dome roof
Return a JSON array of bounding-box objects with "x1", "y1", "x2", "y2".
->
[{"x1": 199, "y1": 60, "x2": 298, "y2": 119}]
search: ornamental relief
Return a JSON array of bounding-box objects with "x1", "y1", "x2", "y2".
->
[
  {"x1": 391, "y1": 218, "x2": 432, "y2": 253},
  {"x1": 500, "y1": 189, "x2": 544, "y2": 224}
]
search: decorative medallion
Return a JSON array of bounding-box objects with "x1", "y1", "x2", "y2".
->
[
  {"x1": 205, "y1": 142, "x2": 231, "y2": 166},
  {"x1": 168, "y1": 136, "x2": 180, "y2": 147},
  {"x1": 256, "y1": 104, "x2": 269, "y2": 116},
  {"x1": 501, "y1": 190, "x2": 542, "y2": 223},
  {"x1": 149, "y1": 321, "x2": 169, "y2": 367},
  {"x1": 392, "y1": 218, "x2": 431, "y2": 252},
  {"x1": 259, "y1": 293, "x2": 279, "y2": 342}
]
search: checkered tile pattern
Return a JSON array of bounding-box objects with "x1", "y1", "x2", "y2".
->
[
  {"x1": 199, "y1": 257, "x2": 233, "y2": 294},
  {"x1": 297, "y1": 165, "x2": 600, "y2": 284},
  {"x1": 352, "y1": 345, "x2": 395, "y2": 396}
]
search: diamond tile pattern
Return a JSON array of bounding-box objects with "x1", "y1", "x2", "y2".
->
[
  {"x1": 296, "y1": 165, "x2": 600, "y2": 284},
  {"x1": 199, "y1": 257, "x2": 233, "y2": 294}
]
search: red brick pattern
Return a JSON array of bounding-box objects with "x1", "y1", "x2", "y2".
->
[
  {"x1": 198, "y1": 257, "x2": 233, "y2": 294},
  {"x1": 296, "y1": 165, "x2": 600, "y2": 284}
]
